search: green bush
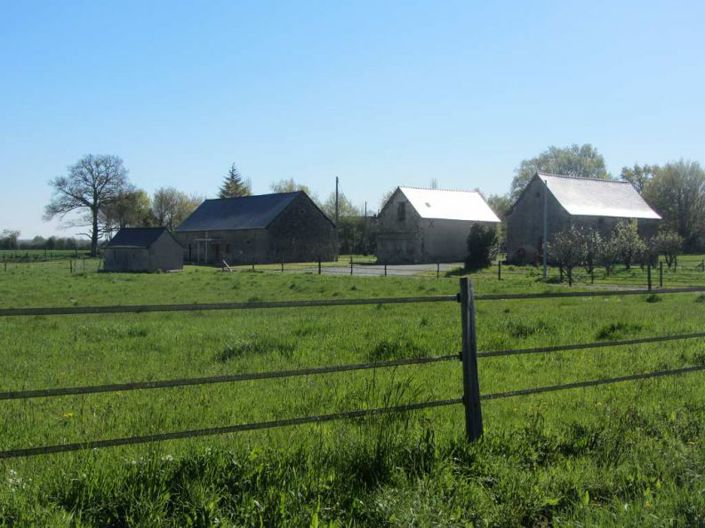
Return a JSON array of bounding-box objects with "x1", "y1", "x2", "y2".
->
[{"x1": 465, "y1": 224, "x2": 498, "y2": 271}]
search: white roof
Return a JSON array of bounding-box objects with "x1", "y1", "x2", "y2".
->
[
  {"x1": 539, "y1": 173, "x2": 662, "y2": 219},
  {"x1": 398, "y1": 187, "x2": 500, "y2": 223}
]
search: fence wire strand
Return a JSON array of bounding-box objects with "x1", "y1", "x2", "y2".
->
[
  {"x1": 5, "y1": 331, "x2": 704, "y2": 402},
  {"x1": 478, "y1": 331, "x2": 705, "y2": 358},
  {"x1": 0, "y1": 398, "x2": 463, "y2": 459},
  {"x1": 0, "y1": 295, "x2": 457, "y2": 317},
  {"x1": 0, "y1": 354, "x2": 460, "y2": 401},
  {"x1": 483, "y1": 364, "x2": 705, "y2": 401}
]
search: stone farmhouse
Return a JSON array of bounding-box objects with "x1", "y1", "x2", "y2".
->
[
  {"x1": 174, "y1": 191, "x2": 337, "y2": 265},
  {"x1": 376, "y1": 186, "x2": 500, "y2": 264},
  {"x1": 103, "y1": 227, "x2": 183, "y2": 272},
  {"x1": 505, "y1": 172, "x2": 661, "y2": 263}
]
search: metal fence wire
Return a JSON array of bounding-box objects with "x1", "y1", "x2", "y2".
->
[{"x1": 1, "y1": 283, "x2": 705, "y2": 458}]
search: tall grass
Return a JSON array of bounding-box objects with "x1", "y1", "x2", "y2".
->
[{"x1": 2, "y1": 263, "x2": 705, "y2": 525}]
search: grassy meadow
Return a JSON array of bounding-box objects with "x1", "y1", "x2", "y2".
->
[{"x1": 1, "y1": 259, "x2": 705, "y2": 526}]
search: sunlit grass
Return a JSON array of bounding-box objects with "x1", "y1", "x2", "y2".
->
[{"x1": 1, "y1": 259, "x2": 705, "y2": 525}]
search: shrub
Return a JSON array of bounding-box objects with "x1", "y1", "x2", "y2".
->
[{"x1": 464, "y1": 224, "x2": 498, "y2": 271}]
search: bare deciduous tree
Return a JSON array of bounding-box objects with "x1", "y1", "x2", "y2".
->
[{"x1": 44, "y1": 155, "x2": 130, "y2": 256}]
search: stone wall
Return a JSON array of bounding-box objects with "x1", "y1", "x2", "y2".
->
[
  {"x1": 176, "y1": 194, "x2": 337, "y2": 265},
  {"x1": 506, "y1": 177, "x2": 662, "y2": 263}
]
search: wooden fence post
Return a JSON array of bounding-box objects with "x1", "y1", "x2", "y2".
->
[
  {"x1": 497, "y1": 261, "x2": 502, "y2": 281},
  {"x1": 459, "y1": 277, "x2": 483, "y2": 442},
  {"x1": 437, "y1": 262, "x2": 440, "y2": 279},
  {"x1": 350, "y1": 256, "x2": 353, "y2": 276},
  {"x1": 384, "y1": 264, "x2": 387, "y2": 277},
  {"x1": 318, "y1": 259, "x2": 322, "y2": 275},
  {"x1": 647, "y1": 263, "x2": 652, "y2": 292},
  {"x1": 69, "y1": 260, "x2": 73, "y2": 273},
  {"x1": 281, "y1": 259, "x2": 284, "y2": 272},
  {"x1": 659, "y1": 261, "x2": 664, "y2": 288}
]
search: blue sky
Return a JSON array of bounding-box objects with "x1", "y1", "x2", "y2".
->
[{"x1": 1, "y1": 0, "x2": 704, "y2": 237}]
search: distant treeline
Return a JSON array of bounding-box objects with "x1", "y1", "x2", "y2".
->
[{"x1": 0, "y1": 231, "x2": 90, "y2": 251}]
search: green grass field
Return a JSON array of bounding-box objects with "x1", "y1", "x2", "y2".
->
[{"x1": 2, "y1": 260, "x2": 705, "y2": 526}]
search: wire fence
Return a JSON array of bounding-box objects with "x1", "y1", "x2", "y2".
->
[
  {"x1": 492, "y1": 259, "x2": 705, "y2": 289},
  {"x1": 1, "y1": 283, "x2": 705, "y2": 458}
]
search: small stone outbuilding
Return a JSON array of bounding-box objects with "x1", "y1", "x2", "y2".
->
[
  {"x1": 103, "y1": 228, "x2": 183, "y2": 272},
  {"x1": 505, "y1": 172, "x2": 661, "y2": 263},
  {"x1": 174, "y1": 191, "x2": 337, "y2": 265},
  {"x1": 376, "y1": 187, "x2": 501, "y2": 264}
]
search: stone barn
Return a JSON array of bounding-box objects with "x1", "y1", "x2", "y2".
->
[
  {"x1": 174, "y1": 191, "x2": 338, "y2": 265},
  {"x1": 375, "y1": 187, "x2": 501, "y2": 264},
  {"x1": 103, "y1": 228, "x2": 183, "y2": 272},
  {"x1": 505, "y1": 172, "x2": 661, "y2": 263}
]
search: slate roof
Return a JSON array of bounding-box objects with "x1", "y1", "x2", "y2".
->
[
  {"x1": 106, "y1": 228, "x2": 171, "y2": 248},
  {"x1": 397, "y1": 187, "x2": 500, "y2": 223},
  {"x1": 175, "y1": 192, "x2": 302, "y2": 232},
  {"x1": 537, "y1": 173, "x2": 662, "y2": 219}
]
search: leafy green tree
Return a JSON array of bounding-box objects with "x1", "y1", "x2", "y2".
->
[
  {"x1": 270, "y1": 179, "x2": 319, "y2": 204},
  {"x1": 0, "y1": 230, "x2": 20, "y2": 250},
  {"x1": 548, "y1": 226, "x2": 587, "y2": 286},
  {"x1": 581, "y1": 228, "x2": 603, "y2": 275},
  {"x1": 487, "y1": 194, "x2": 512, "y2": 220},
  {"x1": 100, "y1": 189, "x2": 153, "y2": 237},
  {"x1": 651, "y1": 230, "x2": 683, "y2": 269},
  {"x1": 218, "y1": 164, "x2": 251, "y2": 198},
  {"x1": 612, "y1": 220, "x2": 646, "y2": 270},
  {"x1": 322, "y1": 192, "x2": 360, "y2": 220},
  {"x1": 642, "y1": 160, "x2": 705, "y2": 250},
  {"x1": 152, "y1": 187, "x2": 203, "y2": 230},
  {"x1": 597, "y1": 235, "x2": 619, "y2": 275},
  {"x1": 511, "y1": 144, "x2": 609, "y2": 200},
  {"x1": 465, "y1": 224, "x2": 498, "y2": 271},
  {"x1": 44, "y1": 154, "x2": 130, "y2": 256},
  {"x1": 620, "y1": 164, "x2": 658, "y2": 193}
]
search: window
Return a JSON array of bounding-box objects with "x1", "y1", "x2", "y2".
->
[{"x1": 397, "y1": 202, "x2": 406, "y2": 221}]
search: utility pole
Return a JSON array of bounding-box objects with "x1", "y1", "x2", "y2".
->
[
  {"x1": 335, "y1": 177, "x2": 339, "y2": 225},
  {"x1": 543, "y1": 179, "x2": 548, "y2": 280}
]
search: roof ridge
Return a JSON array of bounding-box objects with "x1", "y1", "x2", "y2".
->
[
  {"x1": 205, "y1": 191, "x2": 301, "y2": 202},
  {"x1": 117, "y1": 227, "x2": 166, "y2": 230},
  {"x1": 399, "y1": 186, "x2": 480, "y2": 193},
  {"x1": 537, "y1": 172, "x2": 628, "y2": 184}
]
